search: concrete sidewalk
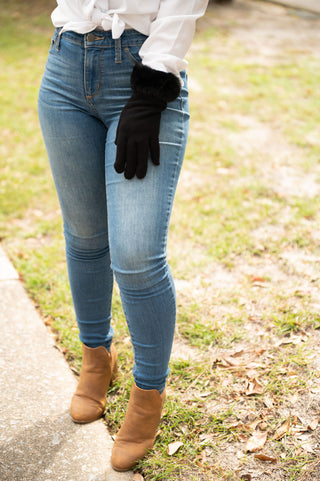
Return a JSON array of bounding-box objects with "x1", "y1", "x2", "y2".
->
[{"x1": 0, "y1": 246, "x2": 132, "y2": 481}]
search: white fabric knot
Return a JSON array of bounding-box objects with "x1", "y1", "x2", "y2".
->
[{"x1": 91, "y1": 8, "x2": 125, "y2": 38}]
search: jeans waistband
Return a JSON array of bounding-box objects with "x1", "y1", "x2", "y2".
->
[{"x1": 56, "y1": 27, "x2": 148, "y2": 48}]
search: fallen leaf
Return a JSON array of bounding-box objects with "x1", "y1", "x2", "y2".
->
[
  {"x1": 44, "y1": 316, "x2": 53, "y2": 326},
  {"x1": 259, "y1": 422, "x2": 269, "y2": 431},
  {"x1": 254, "y1": 348, "x2": 266, "y2": 356},
  {"x1": 131, "y1": 474, "x2": 144, "y2": 481},
  {"x1": 263, "y1": 394, "x2": 275, "y2": 409},
  {"x1": 231, "y1": 349, "x2": 245, "y2": 358},
  {"x1": 246, "y1": 419, "x2": 261, "y2": 431},
  {"x1": 222, "y1": 356, "x2": 245, "y2": 367},
  {"x1": 274, "y1": 334, "x2": 308, "y2": 347},
  {"x1": 246, "y1": 369, "x2": 259, "y2": 379},
  {"x1": 251, "y1": 276, "x2": 266, "y2": 283},
  {"x1": 273, "y1": 418, "x2": 291, "y2": 440},
  {"x1": 245, "y1": 430, "x2": 267, "y2": 452},
  {"x1": 199, "y1": 433, "x2": 215, "y2": 444},
  {"x1": 240, "y1": 475, "x2": 252, "y2": 481},
  {"x1": 17, "y1": 251, "x2": 29, "y2": 260},
  {"x1": 245, "y1": 378, "x2": 264, "y2": 396},
  {"x1": 300, "y1": 441, "x2": 315, "y2": 454},
  {"x1": 167, "y1": 441, "x2": 183, "y2": 456},
  {"x1": 251, "y1": 280, "x2": 267, "y2": 288},
  {"x1": 54, "y1": 344, "x2": 67, "y2": 355},
  {"x1": 179, "y1": 424, "x2": 188, "y2": 434},
  {"x1": 308, "y1": 418, "x2": 319, "y2": 431},
  {"x1": 293, "y1": 427, "x2": 309, "y2": 437},
  {"x1": 199, "y1": 391, "x2": 212, "y2": 398},
  {"x1": 254, "y1": 453, "x2": 277, "y2": 463}
]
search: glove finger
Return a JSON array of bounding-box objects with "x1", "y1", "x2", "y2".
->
[
  {"x1": 114, "y1": 137, "x2": 127, "y2": 174},
  {"x1": 149, "y1": 137, "x2": 160, "y2": 166},
  {"x1": 124, "y1": 138, "x2": 137, "y2": 180},
  {"x1": 136, "y1": 140, "x2": 149, "y2": 179}
]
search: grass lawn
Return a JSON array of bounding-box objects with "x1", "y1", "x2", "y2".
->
[{"x1": 1, "y1": 0, "x2": 320, "y2": 479}]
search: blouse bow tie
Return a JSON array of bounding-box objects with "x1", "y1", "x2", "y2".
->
[{"x1": 91, "y1": 9, "x2": 126, "y2": 38}]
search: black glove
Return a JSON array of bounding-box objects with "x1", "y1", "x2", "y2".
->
[{"x1": 114, "y1": 63, "x2": 181, "y2": 179}]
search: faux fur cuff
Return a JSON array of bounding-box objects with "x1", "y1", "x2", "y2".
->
[{"x1": 130, "y1": 63, "x2": 181, "y2": 104}]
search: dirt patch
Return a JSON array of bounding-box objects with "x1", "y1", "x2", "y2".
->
[{"x1": 198, "y1": 0, "x2": 320, "y2": 60}]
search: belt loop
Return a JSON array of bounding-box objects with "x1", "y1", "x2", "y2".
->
[
  {"x1": 115, "y1": 37, "x2": 122, "y2": 63},
  {"x1": 55, "y1": 27, "x2": 62, "y2": 51}
]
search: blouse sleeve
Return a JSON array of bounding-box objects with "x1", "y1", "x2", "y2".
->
[{"x1": 138, "y1": 0, "x2": 209, "y2": 80}]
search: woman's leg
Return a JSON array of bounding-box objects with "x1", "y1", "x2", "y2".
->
[
  {"x1": 38, "y1": 32, "x2": 114, "y2": 350},
  {"x1": 105, "y1": 75, "x2": 190, "y2": 393},
  {"x1": 38, "y1": 31, "x2": 118, "y2": 423},
  {"x1": 107, "y1": 68, "x2": 189, "y2": 471}
]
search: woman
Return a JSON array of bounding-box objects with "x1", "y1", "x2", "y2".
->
[{"x1": 38, "y1": 0, "x2": 208, "y2": 472}]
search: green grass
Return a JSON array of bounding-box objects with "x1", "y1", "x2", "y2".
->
[{"x1": 1, "y1": 1, "x2": 320, "y2": 480}]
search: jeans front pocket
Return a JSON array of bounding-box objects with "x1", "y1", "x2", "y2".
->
[{"x1": 123, "y1": 45, "x2": 142, "y2": 65}]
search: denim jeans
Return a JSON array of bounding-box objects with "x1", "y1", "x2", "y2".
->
[{"x1": 38, "y1": 28, "x2": 189, "y2": 393}]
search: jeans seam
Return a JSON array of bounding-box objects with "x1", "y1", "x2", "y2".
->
[
  {"x1": 86, "y1": 48, "x2": 103, "y2": 99},
  {"x1": 161, "y1": 109, "x2": 185, "y2": 251},
  {"x1": 84, "y1": 46, "x2": 101, "y2": 114}
]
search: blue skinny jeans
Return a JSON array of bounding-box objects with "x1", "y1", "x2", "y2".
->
[{"x1": 38, "y1": 28, "x2": 189, "y2": 393}]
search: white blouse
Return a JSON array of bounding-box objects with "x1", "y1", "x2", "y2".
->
[{"x1": 51, "y1": 0, "x2": 209, "y2": 78}]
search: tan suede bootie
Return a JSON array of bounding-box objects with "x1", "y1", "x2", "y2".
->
[
  {"x1": 70, "y1": 344, "x2": 117, "y2": 423},
  {"x1": 111, "y1": 383, "x2": 166, "y2": 471}
]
